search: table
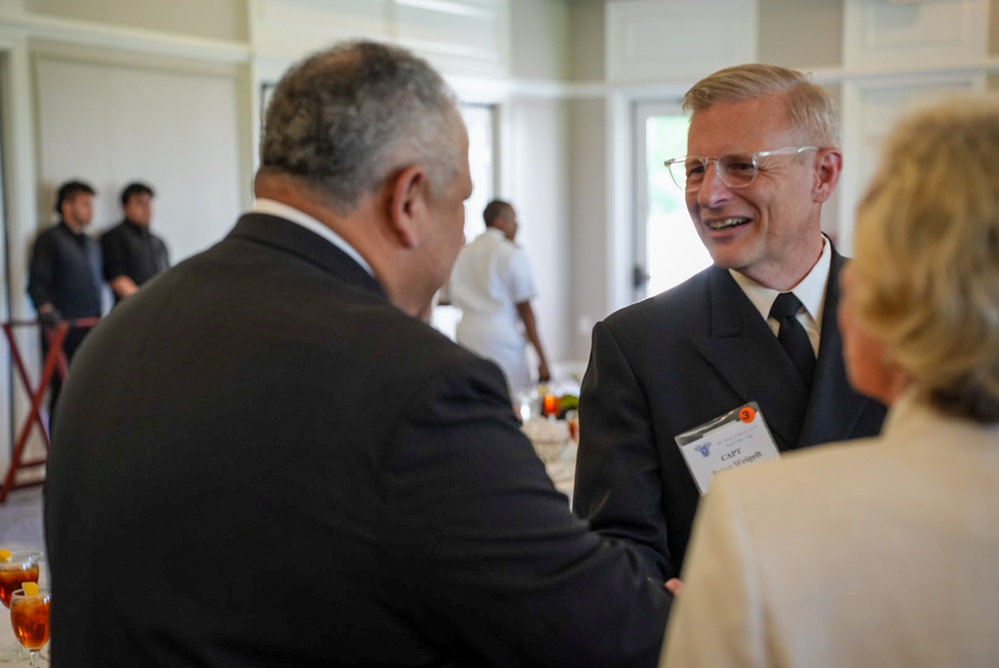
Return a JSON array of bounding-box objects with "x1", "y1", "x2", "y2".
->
[
  {"x1": 544, "y1": 440, "x2": 577, "y2": 507},
  {"x1": 522, "y1": 416, "x2": 577, "y2": 506}
]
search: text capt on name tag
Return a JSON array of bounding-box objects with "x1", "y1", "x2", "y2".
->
[{"x1": 675, "y1": 403, "x2": 780, "y2": 495}]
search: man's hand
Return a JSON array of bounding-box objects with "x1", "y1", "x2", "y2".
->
[
  {"x1": 110, "y1": 275, "x2": 140, "y2": 299},
  {"x1": 38, "y1": 307, "x2": 63, "y2": 329},
  {"x1": 665, "y1": 578, "x2": 684, "y2": 597}
]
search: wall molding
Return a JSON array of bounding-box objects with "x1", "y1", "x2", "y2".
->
[
  {"x1": 0, "y1": 13, "x2": 250, "y2": 64},
  {"x1": 606, "y1": 0, "x2": 757, "y2": 84}
]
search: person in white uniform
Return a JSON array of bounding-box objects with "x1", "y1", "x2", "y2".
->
[
  {"x1": 442, "y1": 200, "x2": 550, "y2": 395},
  {"x1": 661, "y1": 94, "x2": 999, "y2": 667}
]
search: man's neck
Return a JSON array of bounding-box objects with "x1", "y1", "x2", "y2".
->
[
  {"x1": 63, "y1": 219, "x2": 85, "y2": 234},
  {"x1": 738, "y1": 235, "x2": 826, "y2": 292}
]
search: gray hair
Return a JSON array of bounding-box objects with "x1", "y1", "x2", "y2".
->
[
  {"x1": 260, "y1": 40, "x2": 461, "y2": 213},
  {"x1": 683, "y1": 64, "x2": 840, "y2": 146}
]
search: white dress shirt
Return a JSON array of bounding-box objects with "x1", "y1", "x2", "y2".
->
[
  {"x1": 252, "y1": 198, "x2": 374, "y2": 277},
  {"x1": 729, "y1": 235, "x2": 831, "y2": 356}
]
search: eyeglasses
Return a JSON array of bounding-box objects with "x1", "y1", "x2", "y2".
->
[{"x1": 664, "y1": 146, "x2": 819, "y2": 192}]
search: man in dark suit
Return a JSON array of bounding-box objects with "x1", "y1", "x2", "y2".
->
[
  {"x1": 101, "y1": 181, "x2": 170, "y2": 304},
  {"x1": 573, "y1": 64, "x2": 886, "y2": 588},
  {"x1": 27, "y1": 180, "x2": 103, "y2": 420},
  {"x1": 45, "y1": 40, "x2": 670, "y2": 666}
]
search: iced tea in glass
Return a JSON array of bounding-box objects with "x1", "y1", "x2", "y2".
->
[
  {"x1": 0, "y1": 553, "x2": 40, "y2": 608},
  {"x1": 9, "y1": 587, "x2": 50, "y2": 667},
  {"x1": 0, "y1": 552, "x2": 41, "y2": 662}
]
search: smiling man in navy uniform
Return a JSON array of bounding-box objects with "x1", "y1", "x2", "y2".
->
[{"x1": 573, "y1": 64, "x2": 887, "y2": 591}]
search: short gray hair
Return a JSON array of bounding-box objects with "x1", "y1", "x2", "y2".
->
[
  {"x1": 683, "y1": 64, "x2": 840, "y2": 146},
  {"x1": 260, "y1": 40, "x2": 461, "y2": 213}
]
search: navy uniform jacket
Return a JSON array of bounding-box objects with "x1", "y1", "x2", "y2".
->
[
  {"x1": 46, "y1": 213, "x2": 670, "y2": 667},
  {"x1": 573, "y1": 248, "x2": 887, "y2": 582}
]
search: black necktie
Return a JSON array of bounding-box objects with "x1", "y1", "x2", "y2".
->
[{"x1": 770, "y1": 292, "x2": 815, "y2": 388}]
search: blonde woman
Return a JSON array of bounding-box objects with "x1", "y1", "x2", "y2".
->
[{"x1": 661, "y1": 95, "x2": 999, "y2": 667}]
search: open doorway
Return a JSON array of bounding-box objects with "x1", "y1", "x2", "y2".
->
[{"x1": 633, "y1": 101, "x2": 711, "y2": 302}]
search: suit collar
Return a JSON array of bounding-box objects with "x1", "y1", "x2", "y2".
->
[
  {"x1": 728, "y1": 235, "x2": 832, "y2": 332},
  {"x1": 251, "y1": 198, "x2": 375, "y2": 277},
  {"x1": 798, "y1": 249, "x2": 875, "y2": 446},
  {"x1": 228, "y1": 213, "x2": 385, "y2": 299},
  {"x1": 694, "y1": 267, "x2": 809, "y2": 448},
  {"x1": 693, "y1": 249, "x2": 879, "y2": 449}
]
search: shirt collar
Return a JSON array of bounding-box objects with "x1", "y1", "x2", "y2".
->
[
  {"x1": 123, "y1": 218, "x2": 149, "y2": 235},
  {"x1": 729, "y1": 235, "x2": 831, "y2": 329},
  {"x1": 59, "y1": 220, "x2": 87, "y2": 237},
  {"x1": 251, "y1": 198, "x2": 374, "y2": 277}
]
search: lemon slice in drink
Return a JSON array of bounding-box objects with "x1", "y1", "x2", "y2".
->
[
  {"x1": 0, "y1": 550, "x2": 11, "y2": 563},
  {"x1": 22, "y1": 582, "x2": 39, "y2": 596}
]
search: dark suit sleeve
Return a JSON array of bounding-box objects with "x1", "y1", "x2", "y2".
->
[
  {"x1": 382, "y1": 357, "x2": 670, "y2": 667},
  {"x1": 573, "y1": 320, "x2": 674, "y2": 582},
  {"x1": 27, "y1": 232, "x2": 57, "y2": 309}
]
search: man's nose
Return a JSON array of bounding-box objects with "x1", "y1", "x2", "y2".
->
[{"x1": 696, "y1": 162, "x2": 732, "y2": 208}]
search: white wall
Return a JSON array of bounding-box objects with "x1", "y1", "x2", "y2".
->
[
  {"x1": 508, "y1": 96, "x2": 571, "y2": 371},
  {"x1": 34, "y1": 53, "x2": 246, "y2": 263},
  {"x1": 567, "y1": 97, "x2": 606, "y2": 361}
]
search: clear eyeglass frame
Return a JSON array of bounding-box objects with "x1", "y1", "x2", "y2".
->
[{"x1": 664, "y1": 145, "x2": 819, "y2": 192}]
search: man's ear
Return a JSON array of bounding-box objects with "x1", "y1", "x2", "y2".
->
[
  {"x1": 388, "y1": 165, "x2": 427, "y2": 249},
  {"x1": 813, "y1": 148, "x2": 843, "y2": 204}
]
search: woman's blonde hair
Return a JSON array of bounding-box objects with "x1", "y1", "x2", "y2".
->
[{"x1": 852, "y1": 94, "x2": 999, "y2": 421}]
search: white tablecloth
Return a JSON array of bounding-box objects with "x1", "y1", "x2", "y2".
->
[
  {"x1": 522, "y1": 415, "x2": 577, "y2": 507},
  {"x1": 544, "y1": 441, "x2": 576, "y2": 507}
]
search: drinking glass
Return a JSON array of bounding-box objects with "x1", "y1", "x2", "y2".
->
[
  {"x1": 9, "y1": 587, "x2": 50, "y2": 668},
  {"x1": 0, "y1": 552, "x2": 41, "y2": 663},
  {"x1": 565, "y1": 409, "x2": 579, "y2": 446}
]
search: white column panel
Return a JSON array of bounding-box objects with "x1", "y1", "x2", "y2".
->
[
  {"x1": 838, "y1": 74, "x2": 982, "y2": 253},
  {"x1": 0, "y1": 30, "x2": 41, "y2": 485},
  {"x1": 844, "y1": 0, "x2": 989, "y2": 69},
  {"x1": 508, "y1": 96, "x2": 570, "y2": 368},
  {"x1": 606, "y1": 0, "x2": 757, "y2": 84}
]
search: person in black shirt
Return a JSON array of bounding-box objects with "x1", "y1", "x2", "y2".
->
[
  {"x1": 101, "y1": 181, "x2": 170, "y2": 304},
  {"x1": 27, "y1": 179, "x2": 103, "y2": 421}
]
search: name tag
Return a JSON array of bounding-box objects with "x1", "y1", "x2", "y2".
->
[{"x1": 675, "y1": 402, "x2": 780, "y2": 495}]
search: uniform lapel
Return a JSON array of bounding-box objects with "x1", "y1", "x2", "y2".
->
[
  {"x1": 798, "y1": 250, "x2": 873, "y2": 446},
  {"x1": 691, "y1": 267, "x2": 809, "y2": 451}
]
